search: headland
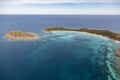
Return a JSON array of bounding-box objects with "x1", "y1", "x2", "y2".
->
[{"x1": 44, "y1": 27, "x2": 120, "y2": 41}]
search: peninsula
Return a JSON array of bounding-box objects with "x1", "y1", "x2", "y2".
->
[
  {"x1": 5, "y1": 30, "x2": 38, "y2": 40},
  {"x1": 44, "y1": 27, "x2": 120, "y2": 41}
]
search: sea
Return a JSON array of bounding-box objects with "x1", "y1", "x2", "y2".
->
[{"x1": 0, "y1": 15, "x2": 120, "y2": 80}]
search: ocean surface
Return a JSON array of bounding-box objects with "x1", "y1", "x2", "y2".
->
[{"x1": 0, "y1": 15, "x2": 120, "y2": 80}]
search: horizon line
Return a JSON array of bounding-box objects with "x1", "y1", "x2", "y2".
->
[{"x1": 0, "y1": 14, "x2": 120, "y2": 15}]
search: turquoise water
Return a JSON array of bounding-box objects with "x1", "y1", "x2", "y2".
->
[{"x1": 0, "y1": 31, "x2": 119, "y2": 80}]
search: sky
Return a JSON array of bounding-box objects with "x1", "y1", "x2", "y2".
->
[{"x1": 0, "y1": 0, "x2": 120, "y2": 14}]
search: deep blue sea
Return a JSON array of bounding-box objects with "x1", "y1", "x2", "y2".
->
[{"x1": 0, "y1": 15, "x2": 120, "y2": 80}]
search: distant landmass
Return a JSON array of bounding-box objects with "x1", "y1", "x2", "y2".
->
[{"x1": 5, "y1": 30, "x2": 38, "y2": 40}]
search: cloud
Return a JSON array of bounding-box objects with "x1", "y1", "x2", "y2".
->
[
  {"x1": 1, "y1": 6, "x2": 119, "y2": 15},
  {"x1": 0, "y1": 0, "x2": 120, "y2": 4},
  {"x1": 0, "y1": 0, "x2": 119, "y2": 14},
  {"x1": 0, "y1": 3, "x2": 120, "y2": 14}
]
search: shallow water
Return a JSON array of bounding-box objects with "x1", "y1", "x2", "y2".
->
[{"x1": 0, "y1": 31, "x2": 119, "y2": 80}]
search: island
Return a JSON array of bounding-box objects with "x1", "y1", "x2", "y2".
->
[
  {"x1": 44, "y1": 27, "x2": 120, "y2": 41},
  {"x1": 5, "y1": 30, "x2": 38, "y2": 40}
]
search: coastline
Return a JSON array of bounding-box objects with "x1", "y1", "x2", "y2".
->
[
  {"x1": 44, "y1": 27, "x2": 120, "y2": 42},
  {"x1": 5, "y1": 27, "x2": 120, "y2": 42}
]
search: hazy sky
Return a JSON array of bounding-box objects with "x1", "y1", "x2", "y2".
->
[{"x1": 0, "y1": 0, "x2": 120, "y2": 14}]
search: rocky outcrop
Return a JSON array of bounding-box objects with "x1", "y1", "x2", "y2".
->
[
  {"x1": 116, "y1": 48, "x2": 120, "y2": 57},
  {"x1": 5, "y1": 30, "x2": 38, "y2": 40}
]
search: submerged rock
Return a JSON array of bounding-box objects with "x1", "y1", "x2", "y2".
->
[
  {"x1": 115, "y1": 48, "x2": 120, "y2": 57},
  {"x1": 116, "y1": 53, "x2": 120, "y2": 57}
]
